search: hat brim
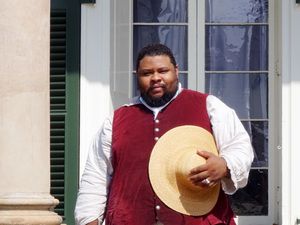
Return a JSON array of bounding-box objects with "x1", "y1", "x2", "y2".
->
[{"x1": 149, "y1": 125, "x2": 220, "y2": 216}]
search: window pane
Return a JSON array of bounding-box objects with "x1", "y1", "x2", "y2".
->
[
  {"x1": 133, "y1": 25, "x2": 187, "y2": 70},
  {"x1": 205, "y1": 73, "x2": 268, "y2": 119},
  {"x1": 242, "y1": 121, "x2": 268, "y2": 167},
  {"x1": 179, "y1": 73, "x2": 187, "y2": 88},
  {"x1": 205, "y1": 0, "x2": 268, "y2": 23},
  {"x1": 230, "y1": 169, "x2": 268, "y2": 215},
  {"x1": 205, "y1": 25, "x2": 268, "y2": 71},
  {"x1": 134, "y1": 0, "x2": 188, "y2": 23}
]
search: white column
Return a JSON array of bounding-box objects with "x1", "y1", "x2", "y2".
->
[{"x1": 0, "y1": 1, "x2": 62, "y2": 224}]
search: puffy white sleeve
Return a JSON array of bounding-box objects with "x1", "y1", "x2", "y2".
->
[
  {"x1": 207, "y1": 95, "x2": 254, "y2": 194},
  {"x1": 74, "y1": 116, "x2": 114, "y2": 225}
]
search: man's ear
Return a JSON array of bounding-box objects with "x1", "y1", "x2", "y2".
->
[{"x1": 175, "y1": 64, "x2": 179, "y2": 79}]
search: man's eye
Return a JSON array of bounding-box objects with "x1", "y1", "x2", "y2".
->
[{"x1": 160, "y1": 70, "x2": 168, "y2": 74}]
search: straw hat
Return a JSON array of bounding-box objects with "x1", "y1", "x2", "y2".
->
[{"x1": 148, "y1": 125, "x2": 220, "y2": 216}]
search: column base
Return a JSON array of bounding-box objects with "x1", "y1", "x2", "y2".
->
[
  {"x1": 0, "y1": 193, "x2": 62, "y2": 225},
  {"x1": 0, "y1": 210, "x2": 62, "y2": 225}
]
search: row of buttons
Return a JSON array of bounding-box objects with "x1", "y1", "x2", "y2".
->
[
  {"x1": 154, "y1": 119, "x2": 162, "y2": 223},
  {"x1": 154, "y1": 119, "x2": 160, "y2": 141},
  {"x1": 155, "y1": 205, "x2": 163, "y2": 225}
]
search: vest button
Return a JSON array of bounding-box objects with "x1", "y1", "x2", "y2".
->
[
  {"x1": 155, "y1": 119, "x2": 160, "y2": 123},
  {"x1": 154, "y1": 137, "x2": 159, "y2": 141},
  {"x1": 155, "y1": 205, "x2": 161, "y2": 210},
  {"x1": 154, "y1": 128, "x2": 159, "y2": 132}
]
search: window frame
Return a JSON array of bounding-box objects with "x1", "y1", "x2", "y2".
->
[{"x1": 189, "y1": 1, "x2": 278, "y2": 224}]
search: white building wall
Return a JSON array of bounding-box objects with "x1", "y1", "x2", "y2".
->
[
  {"x1": 290, "y1": 3, "x2": 300, "y2": 223},
  {"x1": 281, "y1": 1, "x2": 300, "y2": 224},
  {"x1": 80, "y1": 0, "x2": 113, "y2": 177}
]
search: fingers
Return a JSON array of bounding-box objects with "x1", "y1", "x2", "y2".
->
[
  {"x1": 189, "y1": 164, "x2": 206, "y2": 175},
  {"x1": 189, "y1": 174, "x2": 215, "y2": 187},
  {"x1": 188, "y1": 151, "x2": 212, "y2": 186},
  {"x1": 188, "y1": 151, "x2": 227, "y2": 187},
  {"x1": 197, "y1": 150, "x2": 214, "y2": 159},
  {"x1": 188, "y1": 170, "x2": 212, "y2": 187},
  {"x1": 189, "y1": 150, "x2": 214, "y2": 175},
  {"x1": 194, "y1": 152, "x2": 228, "y2": 179},
  {"x1": 189, "y1": 170, "x2": 208, "y2": 182}
]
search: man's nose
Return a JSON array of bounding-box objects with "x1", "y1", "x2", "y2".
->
[{"x1": 151, "y1": 72, "x2": 162, "y2": 81}]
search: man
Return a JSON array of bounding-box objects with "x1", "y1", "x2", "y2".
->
[{"x1": 75, "y1": 43, "x2": 253, "y2": 225}]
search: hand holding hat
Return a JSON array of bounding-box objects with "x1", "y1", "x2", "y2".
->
[{"x1": 189, "y1": 150, "x2": 229, "y2": 187}]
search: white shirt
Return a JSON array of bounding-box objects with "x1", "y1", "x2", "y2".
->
[{"x1": 75, "y1": 87, "x2": 254, "y2": 225}]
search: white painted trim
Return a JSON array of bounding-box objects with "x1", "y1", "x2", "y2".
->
[
  {"x1": 80, "y1": 1, "x2": 112, "y2": 178},
  {"x1": 280, "y1": 0, "x2": 292, "y2": 224},
  {"x1": 197, "y1": 0, "x2": 205, "y2": 92},
  {"x1": 188, "y1": 0, "x2": 197, "y2": 90},
  {"x1": 267, "y1": 0, "x2": 279, "y2": 223},
  {"x1": 289, "y1": 1, "x2": 300, "y2": 224}
]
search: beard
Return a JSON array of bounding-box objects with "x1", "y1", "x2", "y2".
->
[{"x1": 141, "y1": 83, "x2": 178, "y2": 107}]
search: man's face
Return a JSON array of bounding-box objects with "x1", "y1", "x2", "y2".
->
[{"x1": 137, "y1": 55, "x2": 179, "y2": 103}]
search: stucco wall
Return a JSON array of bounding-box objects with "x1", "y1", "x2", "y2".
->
[{"x1": 281, "y1": 1, "x2": 300, "y2": 224}]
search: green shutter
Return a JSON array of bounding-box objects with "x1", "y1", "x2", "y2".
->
[
  {"x1": 50, "y1": 9, "x2": 67, "y2": 219},
  {"x1": 50, "y1": 1, "x2": 80, "y2": 224}
]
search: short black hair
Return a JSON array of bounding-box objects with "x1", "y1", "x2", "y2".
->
[{"x1": 136, "y1": 43, "x2": 177, "y2": 72}]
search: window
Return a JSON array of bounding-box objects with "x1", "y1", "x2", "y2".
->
[
  {"x1": 132, "y1": 0, "x2": 189, "y2": 96},
  {"x1": 204, "y1": 0, "x2": 269, "y2": 217}
]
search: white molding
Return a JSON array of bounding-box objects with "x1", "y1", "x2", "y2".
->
[
  {"x1": 80, "y1": 1, "x2": 112, "y2": 177},
  {"x1": 197, "y1": 0, "x2": 205, "y2": 92},
  {"x1": 289, "y1": 1, "x2": 300, "y2": 224},
  {"x1": 187, "y1": 0, "x2": 197, "y2": 90},
  {"x1": 268, "y1": 0, "x2": 278, "y2": 223},
  {"x1": 278, "y1": 0, "x2": 300, "y2": 224}
]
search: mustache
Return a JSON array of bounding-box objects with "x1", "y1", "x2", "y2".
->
[{"x1": 148, "y1": 84, "x2": 166, "y2": 91}]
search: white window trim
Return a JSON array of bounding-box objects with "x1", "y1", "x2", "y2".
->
[{"x1": 280, "y1": 1, "x2": 300, "y2": 225}]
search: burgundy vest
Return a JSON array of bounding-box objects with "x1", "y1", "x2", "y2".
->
[{"x1": 105, "y1": 89, "x2": 235, "y2": 225}]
